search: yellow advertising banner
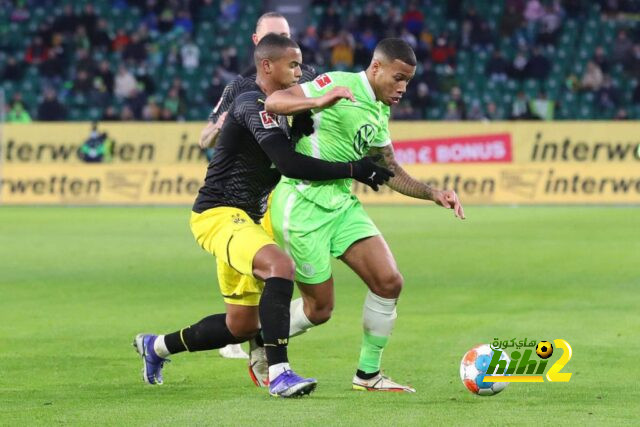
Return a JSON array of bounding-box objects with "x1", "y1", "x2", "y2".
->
[
  {"x1": 2, "y1": 122, "x2": 639, "y2": 164},
  {"x1": 1, "y1": 164, "x2": 639, "y2": 205}
]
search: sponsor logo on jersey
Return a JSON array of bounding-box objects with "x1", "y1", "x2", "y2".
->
[
  {"x1": 353, "y1": 124, "x2": 376, "y2": 155},
  {"x1": 313, "y1": 74, "x2": 333, "y2": 90},
  {"x1": 260, "y1": 111, "x2": 279, "y2": 129}
]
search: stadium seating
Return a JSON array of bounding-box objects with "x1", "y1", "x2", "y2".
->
[{"x1": 0, "y1": 0, "x2": 638, "y2": 121}]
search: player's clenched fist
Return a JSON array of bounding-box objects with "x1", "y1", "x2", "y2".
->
[
  {"x1": 434, "y1": 190, "x2": 465, "y2": 219},
  {"x1": 314, "y1": 86, "x2": 356, "y2": 109}
]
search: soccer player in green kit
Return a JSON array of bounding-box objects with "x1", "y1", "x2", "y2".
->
[{"x1": 265, "y1": 38, "x2": 465, "y2": 392}]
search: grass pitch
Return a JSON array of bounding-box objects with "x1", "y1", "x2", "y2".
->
[{"x1": 1, "y1": 205, "x2": 638, "y2": 425}]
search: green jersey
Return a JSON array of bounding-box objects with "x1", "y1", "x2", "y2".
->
[{"x1": 280, "y1": 71, "x2": 391, "y2": 210}]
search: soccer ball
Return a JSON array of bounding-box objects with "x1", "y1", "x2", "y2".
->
[
  {"x1": 536, "y1": 341, "x2": 554, "y2": 359},
  {"x1": 460, "y1": 344, "x2": 510, "y2": 396}
]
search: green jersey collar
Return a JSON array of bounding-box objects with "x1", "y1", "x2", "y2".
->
[{"x1": 358, "y1": 71, "x2": 376, "y2": 102}]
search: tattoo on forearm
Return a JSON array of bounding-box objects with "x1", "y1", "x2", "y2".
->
[{"x1": 370, "y1": 145, "x2": 435, "y2": 201}]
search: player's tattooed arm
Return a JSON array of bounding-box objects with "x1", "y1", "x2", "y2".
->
[
  {"x1": 368, "y1": 145, "x2": 466, "y2": 219},
  {"x1": 368, "y1": 145, "x2": 435, "y2": 201}
]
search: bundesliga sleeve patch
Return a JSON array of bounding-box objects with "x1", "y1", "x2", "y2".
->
[
  {"x1": 260, "y1": 111, "x2": 278, "y2": 129},
  {"x1": 313, "y1": 74, "x2": 333, "y2": 90}
]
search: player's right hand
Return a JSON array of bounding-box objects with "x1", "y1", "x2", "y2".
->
[
  {"x1": 316, "y1": 86, "x2": 356, "y2": 109},
  {"x1": 350, "y1": 155, "x2": 395, "y2": 191}
]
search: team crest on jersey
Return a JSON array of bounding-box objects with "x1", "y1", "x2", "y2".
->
[
  {"x1": 352, "y1": 124, "x2": 376, "y2": 155},
  {"x1": 313, "y1": 74, "x2": 333, "y2": 90},
  {"x1": 260, "y1": 111, "x2": 278, "y2": 129}
]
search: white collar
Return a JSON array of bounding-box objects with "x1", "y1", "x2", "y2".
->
[{"x1": 358, "y1": 71, "x2": 376, "y2": 102}]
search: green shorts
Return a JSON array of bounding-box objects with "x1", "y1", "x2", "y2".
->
[{"x1": 269, "y1": 181, "x2": 380, "y2": 284}]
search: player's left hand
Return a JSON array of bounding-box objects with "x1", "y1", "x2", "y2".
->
[{"x1": 434, "y1": 190, "x2": 465, "y2": 219}]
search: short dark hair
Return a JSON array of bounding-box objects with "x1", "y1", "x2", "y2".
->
[
  {"x1": 255, "y1": 11, "x2": 286, "y2": 33},
  {"x1": 373, "y1": 38, "x2": 417, "y2": 66},
  {"x1": 254, "y1": 33, "x2": 299, "y2": 64}
]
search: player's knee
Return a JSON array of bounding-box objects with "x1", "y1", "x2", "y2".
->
[
  {"x1": 372, "y1": 270, "x2": 404, "y2": 299},
  {"x1": 307, "y1": 302, "x2": 333, "y2": 325},
  {"x1": 269, "y1": 255, "x2": 296, "y2": 281},
  {"x1": 226, "y1": 316, "x2": 259, "y2": 340}
]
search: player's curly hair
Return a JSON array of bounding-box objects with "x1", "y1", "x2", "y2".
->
[{"x1": 374, "y1": 38, "x2": 417, "y2": 66}]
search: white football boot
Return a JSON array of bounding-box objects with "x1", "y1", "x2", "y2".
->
[
  {"x1": 352, "y1": 373, "x2": 416, "y2": 392},
  {"x1": 247, "y1": 338, "x2": 269, "y2": 387}
]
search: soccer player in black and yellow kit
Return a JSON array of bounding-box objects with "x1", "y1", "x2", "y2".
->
[{"x1": 134, "y1": 34, "x2": 392, "y2": 398}]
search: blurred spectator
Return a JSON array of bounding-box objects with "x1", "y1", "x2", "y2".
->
[
  {"x1": 509, "y1": 49, "x2": 529, "y2": 80},
  {"x1": 126, "y1": 87, "x2": 148, "y2": 119},
  {"x1": 1, "y1": 56, "x2": 24, "y2": 81},
  {"x1": 73, "y1": 69, "x2": 93, "y2": 95},
  {"x1": 7, "y1": 93, "x2": 32, "y2": 123},
  {"x1": 446, "y1": 86, "x2": 466, "y2": 120},
  {"x1": 330, "y1": 31, "x2": 355, "y2": 69},
  {"x1": 96, "y1": 60, "x2": 114, "y2": 95},
  {"x1": 122, "y1": 33, "x2": 147, "y2": 64},
  {"x1": 101, "y1": 106, "x2": 119, "y2": 121},
  {"x1": 358, "y1": 4, "x2": 383, "y2": 32},
  {"x1": 467, "y1": 100, "x2": 485, "y2": 120},
  {"x1": 596, "y1": 75, "x2": 620, "y2": 111},
  {"x1": 163, "y1": 88, "x2": 185, "y2": 120},
  {"x1": 392, "y1": 100, "x2": 419, "y2": 120},
  {"x1": 75, "y1": 48, "x2": 96, "y2": 76},
  {"x1": 80, "y1": 4, "x2": 97, "y2": 34},
  {"x1": 484, "y1": 101, "x2": 504, "y2": 121},
  {"x1": 353, "y1": 41, "x2": 370, "y2": 69},
  {"x1": 360, "y1": 29, "x2": 378, "y2": 53},
  {"x1": 135, "y1": 65, "x2": 156, "y2": 95},
  {"x1": 634, "y1": 81, "x2": 640, "y2": 104},
  {"x1": 73, "y1": 26, "x2": 91, "y2": 52},
  {"x1": 431, "y1": 35, "x2": 456, "y2": 64},
  {"x1": 418, "y1": 60, "x2": 439, "y2": 93},
  {"x1": 53, "y1": 4, "x2": 78, "y2": 35},
  {"x1": 319, "y1": 5, "x2": 341, "y2": 35},
  {"x1": 581, "y1": 61, "x2": 604, "y2": 91},
  {"x1": 112, "y1": 29, "x2": 131, "y2": 52},
  {"x1": 500, "y1": 4, "x2": 523, "y2": 38},
  {"x1": 114, "y1": 65, "x2": 137, "y2": 99},
  {"x1": 537, "y1": 2, "x2": 563, "y2": 46},
  {"x1": 174, "y1": 11, "x2": 194, "y2": 34},
  {"x1": 409, "y1": 82, "x2": 432, "y2": 116},
  {"x1": 207, "y1": 76, "x2": 225, "y2": 106},
  {"x1": 486, "y1": 50, "x2": 509, "y2": 82},
  {"x1": 120, "y1": 105, "x2": 135, "y2": 121},
  {"x1": 142, "y1": 97, "x2": 162, "y2": 120},
  {"x1": 471, "y1": 21, "x2": 494, "y2": 51},
  {"x1": 400, "y1": 28, "x2": 418, "y2": 50},
  {"x1": 38, "y1": 88, "x2": 67, "y2": 121},
  {"x1": 529, "y1": 91, "x2": 555, "y2": 120},
  {"x1": 24, "y1": 36, "x2": 49, "y2": 65},
  {"x1": 612, "y1": 30, "x2": 633, "y2": 63},
  {"x1": 158, "y1": 7, "x2": 175, "y2": 33},
  {"x1": 181, "y1": 36, "x2": 201, "y2": 70},
  {"x1": 403, "y1": 2, "x2": 424, "y2": 36},
  {"x1": 614, "y1": 108, "x2": 628, "y2": 120},
  {"x1": 221, "y1": 46, "x2": 239, "y2": 73},
  {"x1": 624, "y1": 43, "x2": 640, "y2": 76},
  {"x1": 592, "y1": 46, "x2": 610, "y2": 74},
  {"x1": 511, "y1": 91, "x2": 532, "y2": 119},
  {"x1": 526, "y1": 46, "x2": 550, "y2": 80},
  {"x1": 220, "y1": 0, "x2": 240, "y2": 23}
]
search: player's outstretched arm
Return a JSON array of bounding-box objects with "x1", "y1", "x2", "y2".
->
[
  {"x1": 368, "y1": 145, "x2": 465, "y2": 219},
  {"x1": 265, "y1": 85, "x2": 355, "y2": 115},
  {"x1": 199, "y1": 112, "x2": 227, "y2": 149}
]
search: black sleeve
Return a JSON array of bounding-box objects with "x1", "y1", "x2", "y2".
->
[
  {"x1": 260, "y1": 133, "x2": 351, "y2": 181},
  {"x1": 208, "y1": 78, "x2": 242, "y2": 123}
]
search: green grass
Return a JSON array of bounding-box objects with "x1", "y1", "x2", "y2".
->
[{"x1": 1, "y1": 206, "x2": 638, "y2": 425}]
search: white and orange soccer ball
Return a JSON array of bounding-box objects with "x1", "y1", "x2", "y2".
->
[{"x1": 459, "y1": 344, "x2": 510, "y2": 396}]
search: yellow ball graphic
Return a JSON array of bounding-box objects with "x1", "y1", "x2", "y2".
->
[{"x1": 536, "y1": 341, "x2": 554, "y2": 359}]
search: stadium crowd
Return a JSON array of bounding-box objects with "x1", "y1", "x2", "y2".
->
[{"x1": 1, "y1": 0, "x2": 639, "y2": 122}]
